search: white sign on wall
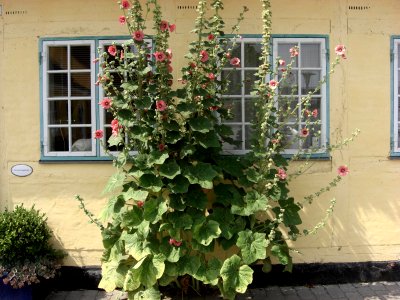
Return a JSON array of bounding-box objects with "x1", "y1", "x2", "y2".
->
[{"x1": 11, "y1": 164, "x2": 33, "y2": 177}]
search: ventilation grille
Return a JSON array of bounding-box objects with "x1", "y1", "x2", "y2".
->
[
  {"x1": 5, "y1": 10, "x2": 27, "y2": 15},
  {"x1": 348, "y1": 5, "x2": 370, "y2": 10},
  {"x1": 177, "y1": 5, "x2": 198, "y2": 10}
]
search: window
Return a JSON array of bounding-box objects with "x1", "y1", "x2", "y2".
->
[
  {"x1": 40, "y1": 37, "x2": 151, "y2": 160},
  {"x1": 392, "y1": 38, "x2": 400, "y2": 155},
  {"x1": 222, "y1": 36, "x2": 328, "y2": 155}
]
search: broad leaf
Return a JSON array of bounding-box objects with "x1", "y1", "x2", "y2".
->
[
  {"x1": 103, "y1": 172, "x2": 126, "y2": 194},
  {"x1": 121, "y1": 228, "x2": 151, "y2": 261},
  {"x1": 220, "y1": 255, "x2": 253, "y2": 294},
  {"x1": 168, "y1": 175, "x2": 190, "y2": 194},
  {"x1": 159, "y1": 161, "x2": 181, "y2": 179},
  {"x1": 236, "y1": 230, "x2": 268, "y2": 264},
  {"x1": 193, "y1": 219, "x2": 221, "y2": 246},
  {"x1": 194, "y1": 131, "x2": 221, "y2": 148},
  {"x1": 189, "y1": 116, "x2": 213, "y2": 133},
  {"x1": 139, "y1": 174, "x2": 163, "y2": 192},
  {"x1": 193, "y1": 258, "x2": 222, "y2": 286},
  {"x1": 176, "y1": 255, "x2": 201, "y2": 276},
  {"x1": 123, "y1": 188, "x2": 149, "y2": 201},
  {"x1": 98, "y1": 259, "x2": 128, "y2": 292},
  {"x1": 130, "y1": 254, "x2": 165, "y2": 288},
  {"x1": 144, "y1": 197, "x2": 168, "y2": 224},
  {"x1": 231, "y1": 190, "x2": 268, "y2": 216},
  {"x1": 132, "y1": 287, "x2": 161, "y2": 300},
  {"x1": 184, "y1": 162, "x2": 219, "y2": 189},
  {"x1": 99, "y1": 195, "x2": 125, "y2": 222}
]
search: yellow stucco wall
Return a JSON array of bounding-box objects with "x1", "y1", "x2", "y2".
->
[{"x1": 1, "y1": 0, "x2": 400, "y2": 267}]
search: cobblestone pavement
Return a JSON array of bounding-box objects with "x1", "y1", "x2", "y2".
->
[{"x1": 45, "y1": 281, "x2": 400, "y2": 300}]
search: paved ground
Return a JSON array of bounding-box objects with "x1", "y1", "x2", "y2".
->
[{"x1": 45, "y1": 281, "x2": 400, "y2": 299}]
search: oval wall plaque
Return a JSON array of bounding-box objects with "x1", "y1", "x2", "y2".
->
[{"x1": 11, "y1": 164, "x2": 33, "y2": 177}]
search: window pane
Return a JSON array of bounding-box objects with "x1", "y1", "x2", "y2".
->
[
  {"x1": 281, "y1": 125, "x2": 299, "y2": 150},
  {"x1": 71, "y1": 100, "x2": 91, "y2": 124},
  {"x1": 71, "y1": 73, "x2": 91, "y2": 96},
  {"x1": 398, "y1": 47, "x2": 400, "y2": 68},
  {"x1": 48, "y1": 47, "x2": 68, "y2": 70},
  {"x1": 48, "y1": 100, "x2": 68, "y2": 124},
  {"x1": 301, "y1": 70, "x2": 320, "y2": 95},
  {"x1": 278, "y1": 70, "x2": 298, "y2": 95},
  {"x1": 223, "y1": 124, "x2": 242, "y2": 150},
  {"x1": 105, "y1": 110, "x2": 113, "y2": 124},
  {"x1": 71, "y1": 46, "x2": 91, "y2": 70},
  {"x1": 278, "y1": 43, "x2": 298, "y2": 67},
  {"x1": 223, "y1": 98, "x2": 242, "y2": 122},
  {"x1": 244, "y1": 43, "x2": 262, "y2": 67},
  {"x1": 244, "y1": 99, "x2": 256, "y2": 123},
  {"x1": 71, "y1": 127, "x2": 92, "y2": 152},
  {"x1": 301, "y1": 125, "x2": 321, "y2": 149},
  {"x1": 48, "y1": 73, "x2": 68, "y2": 97},
  {"x1": 222, "y1": 70, "x2": 242, "y2": 95},
  {"x1": 244, "y1": 70, "x2": 257, "y2": 94},
  {"x1": 398, "y1": 71, "x2": 400, "y2": 94},
  {"x1": 278, "y1": 98, "x2": 299, "y2": 123},
  {"x1": 49, "y1": 128, "x2": 69, "y2": 151},
  {"x1": 301, "y1": 44, "x2": 320, "y2": 68},
  {"x1": 244, "y1": 125, "x2": 254, "y2": 149}
]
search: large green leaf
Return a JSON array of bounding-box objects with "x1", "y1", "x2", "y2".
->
[
  {"x1": 103, "y1": 172, "x2": 126, "y2": 194},
  {"x1": 132, "y1": 286, "x2": 161, "y2": 300},
  {"x1": 231, "y1": 190, "x2": 268, "y2": 216},
  {"x1": 189, "y1": 116, "x2": 213, "y2": 133},
  {"x1": 210, "y1": 208, "x2": 245, "y2": 240},
  {"x1": 193, "y1": 258, "x2": 222, "y2": 286},
  {"x1": 159, "y1": 161, "x2": 181, "y2": 179},
  {"x1": 194, "y1": 131, "x2": 221, "y2": 148},
  {"x1": 123, "y1": 188, "x2": 149, "y2": 201},
  {"x1": 98, "y1": 259, "x2": 128, "y2": 292},
  {"x1": 276, "y1": 197, "x2": 302, "y2": 226},
  {"x1": 149, "y1": 151, "x2": 169, "y2": 165},
  {"x1": 214, "y1": 184, "x2": 243, "y2": 207},
  {"x1": 168, "y1": 175, "x2": 190, "y2": 194},
  {"x1": 129, "y1": 254, "x2": 165, "y2": 288},
  {"x1": 184, "y1": 187, "x2": 208, "y2": 210},
  {"x1": 121, "y1": 225, "x2": 151, "y2": 261},
  {"x1": 143, "y1": 197, "x2": 168, "y2": 224},
  {"x1": 236, "y1": 230, "x2": 268, "y2": 264},
  {"x1": 168, "y1": 212, "x2": 193, "y2": 230},
  {"x1": 108, "y1": 135, "x2": 124, "y2": 147},
  {"x1": 271, "y1": 244, "x2": 292, "y2": 271},
  {"x1": 159, "y1": 237, "x2": 183, "y2": 263},
  {"x1": 215, "y1": 156, "x2": 244, "y2": 177},
  {"x1": 99, "y1": 195, "x2": 125, "y2": 222},
  {"x1": 220, "y1": 255, "x2": 253, "y2": 294},
  {"x1": 193, "y1": 219, "x2": 221, "y2": 246},
  {"x1": 139, "y1": 174, "x2": 163, "y2": 192},
  {"x1": 183, "y1": 162, "x2": 219, "y2": 189},
  {"x1": 121, "y1": 206, "x2": 143, "y2": 228},
  {"x1": 176, "y1": 255, "x2": 201, "y2": 276}
]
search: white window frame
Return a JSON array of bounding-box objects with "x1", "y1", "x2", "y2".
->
[
  {"x1": 42, "y1": 40, "x2": 96, "y2": 157},
  {"x1": 273, "y1": 37, "x2": 327, "y2": 155},
  {"x1": 393, "y1": 39, "x2": 400, "y2": 153}
]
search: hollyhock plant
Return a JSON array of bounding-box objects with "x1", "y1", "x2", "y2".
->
[
  {"x1": 335, "y1": 44, "x2": 346, "y2": 58},
  {"x1": 93, "y1": 130, "x2": 103, "y2": 139},
  {"x1": 230, "y1": 57, "x2": 240, "y2": 67},
  {"x1": 338, "y1": 165, "x2": 349, "y2": 176},
  {"x1": 76, "y1": 1, "x2": 357, "y2": 300},
  {"x1": 200, "y1": 50, "x2": 209, "y2": 62},
  {"x1": 119, "y1": 16, "x2": 126, "y2": 24},
  {"x1": 99, "y1": 97, "x2": 112, "y2": 109},
  {"x1": 133, "y1": 30, "x2": 144, "y2": 41}
]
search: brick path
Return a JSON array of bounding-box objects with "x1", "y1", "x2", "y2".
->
[{"x1": 45, "y1": 281, "x2": 400, "y2": 299}]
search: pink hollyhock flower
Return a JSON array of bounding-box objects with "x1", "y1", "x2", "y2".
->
[
  {"x1": 99, "y1": 97, "x2": 112, "y2": 109},
  {"x1": 167, "y1": 64, "x2": 173, "y2": 73},
  {"x1": 121, "y1": 0, "x2": 130, "y2": 9},
  {"x1": 335, "y1": 44, "x2": 346, "y2": 58},
  {"x1": 269, "y1": 79, "x2": 278, "y2": 89},
  {"x1": 271, "y1": 139, "x2": 279, "y2": 145},
  {"x1": 119, "y1": 16, "x2": 126, "y2": 24},
  {"x1": 200, "y1": 50, "x2": 209, "y2": 62},
  {"x1": 137, "y1": 201, "x2": 144, "y2": 208},
  {"x1": 230, "y1": 57, "x2": 240, "y2": 67},
  {"x1": 169, "y1": 238, "x2": 182, "y2": 247},
  {"x1": 92, "y1": 58, "x2": 99, "y2": 64},
  {"x1": 93, "y1": 130, "x2": 104, "y2": 139},
  {"x1": 226, "y1": 52, "x2": 231, "y2": 59},
  {"x1": 156, "y1": 100, "x2": 167, "y2": 111},
  {"x1": 111, "y1": 119, "x2": 119, "y2": 129},
  {"x1": 312, "y1": 108, "x2": 318, "y2": 118},
  {"x1": 300, "y1": 127, "x2": 309, "y2": 137},
  {"x1": 158, "y1": 144, "x2": 165, "y2": 151},
  {"x1": 279, "y1": 59, "x2": 286, "y2": 66},
  {"x1": 277, "y1": 168, "x2": 287, "y2": 180},
  {"x1": 166, "y1": 48, "x2": 173, "y2": 60},
  {"x1": 133, "y1": 30, "x2": 144, "y2": 42},
  {"x1": 208, "y1": 33, "x2": 215, "y2": 40},
  {"x1": 120, "y1": 50, "x2": 124, "y2": 59},
  {"x1": 209, "y1": 106, "x2": 219, "y2": 111},
  {"x1": 153, "y1": 51, "x2": 166, "y2": 62},
  {"x1": 289, "y1": 47, "x2": 299, "y2": 57},
  {"x1": 160, "y1": 20, "x2": 169, "y2": 31},
  {"x1": 108, "y1": 45, "x2": 117, "y2": 56},
  {"x1": 208, "y1": 73, "x2": 216, "y2": 81},
  {"x1": 337, "y1": 165, "x2": 349, "y2": 177},
  {"x1": 169, "y1": 24, "x2": 176, "y2": 32}
]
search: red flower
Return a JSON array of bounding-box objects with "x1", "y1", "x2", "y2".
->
[
  {"x1": 169, "y1": 24, "x2": 176, "y2": 32},
  {"x1": 289, "y1": 47, "x2": 299, "y2": 57},
  {"x1": 209, "y1": 106, "x2": 219, "y2": 111},
  {"x1": 279, "y1": 59, "x2": 286, "y2": 66},
  {"x1": 156, "y1": 100, "x2": 167, "y2": 111},
  {"x1": 169, "y1": 238, "x2": 182, "y2": 247},
  {"x1": 121, "y1": 0, "x2": 130, "y2": 9},
  {"x1": 200, "y1": 50, "x2": 209, "y2": 63},
  {"x1": 119, "y1": 16, "x2": 126, "y2": 24},
  {"x1": 133, "y1": 30, "x2": 144, "y2": 42},
  {"x1": 230, "y1": 57, "x2": 240, "y2": 67},
  {"x1": 208, "y1": 33, "x2": 215, "y2": 40},
  {"x1": 166, "y1": 48, "x2": 173, "y2": 60},
  {"x1": 276, "y1": 168, "x2": 287, "y2": 180},
  {"x1": 108, "y1": 45, "x2": 117, "y2": 56},
  {"x1": 335, "y1": 44, "x2": 346, "y2": 59},
  {"x1": 137, "y1": 201, "x2": 144, "y2": 208},
  {"x1": 337, "y1": 165, "x2": 349, "y2": 177},
  {"x1": 160, "y1": 20, "x2": 169, "y2": 31},
  {"x1": 300, "y1": 127, "x2": 309, "y2": 137},
  {"x1": 158, "y1": 144, "x2": 165, "y2": 151},
  {"x1": 269, "y1": 79, "x2": 278, "y2": 90},
  {"x1": 153, "y1": 51, "x2": 166, "y2": 62},
  {"x1": 99, "y1": 97, "x2": 112, "y2": 109},
  {"x1": 208, "y1": 73, "x2": 216, "y2": 81},
  {"x1": 93, "y1": 130, "x2": 104, "y2": 139},
  {"x1": 312, "y1": 109, "x2": 318, "y2": 118}
]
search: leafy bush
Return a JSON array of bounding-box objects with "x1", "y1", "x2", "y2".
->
[{"x1": 0, "y1": 205, "x2": 64, "y2": 288}]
